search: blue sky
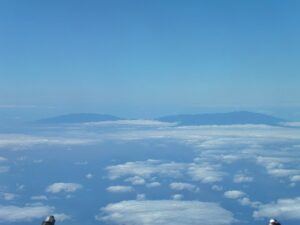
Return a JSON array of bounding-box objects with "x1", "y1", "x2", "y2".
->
[{"x1": 0, "y1": 0, "x2": 300, "y2": 119}]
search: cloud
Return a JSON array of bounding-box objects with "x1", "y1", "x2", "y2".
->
[
  {"x1": 291, "y1": 175, "x2": 300, "y2": 182},
  {"x1": 0, "y1": 134, "x2": 94, "y2": 149},
  {"x1": 146, "y1": 182, "x2": 161, "y2": 188},
  {"x1": 85, "y1": 120, "x2": 176, "y2": 127},
  {"x1": 0, "y1": 204, "x2": 69, "y2": 222},
  {"x1": 0, "y1": 157, "x2": 7, "y2": 162},
  {"x1": 0, "y1": 166, "x2": 9, "y2": 173},
  {"x1": 172, "y1": 194, "x2": 184, "y2": 200},
  {"x1": 106, "y1": 160, "x2": 186, "y2": 180},
  {"x1": 1, "y1": 193, "x2": 17, "y2": 201},
  {"x1": 136, "y1": 194, "x2": 146, "y2": 200},
  {"x1": 97, "y1": 200, "x2": 235, "y2": 225},
  {"x1": 106, "y1": 186, "x2": 134, "y2": 193},
  {"x1": 253, "y1": 197, "x2": 300, "y2": 220},
  {"x1": 125, "y1": 176, "x2": 146, "y2": 185},
  {"x1": 169, "y1": 182, "x2": 198, "y2": 192},
  {"x1": 85, "y1": 173, "x2": 93, "y2": 179},
  {"x1": 188, "y1": 164, "x2": 225, "y2": 183},
  {"x1": 46, "y1": 183, "x2": 82, "y2": 193},
  {"x1": 212, "y1": 185, "x2": 223, "y2": 192},
  {"x1": 31, "y1": 195, "x2": 48, "y2": 201},
  {"x1": 224, "y1": 190, "x2": 246, "y2": 199},
  {"x1": 238, "y1": 197, "x2": 261, "y2": 208},
  {"x1": 233, "y1": 174, "x2": 253, "y2": 183}
]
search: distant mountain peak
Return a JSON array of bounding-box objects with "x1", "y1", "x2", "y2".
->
[{"x1": 157, "y1": 111, "x2": 285, "y2": 126}]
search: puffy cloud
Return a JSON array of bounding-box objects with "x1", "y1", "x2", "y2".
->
[
  {"x1": 31, "y1": 195, "x2": 48, "y2": 201},
  {"x1": 224, "y1": 190, "x2": 246, "y2": 199},
  {"x1": 106, "y1": 160, "x2": 186, "y2": 180},
  {"x1": 188, "y1": 164, "x2": 225, "y2": 183},
  {"x1": 172, "y1": 194, "x2": 184, "y2": 201},
  {"x1": 146, "y1": 182, "x2": 161, "y2": 188},
  {"x1": 85, "y1": 173, "x2": 93, "y2": 179},
  {"x1": 0, "y1": 204, "x2": 69, "y2": 222},
  {"x1": 212, "y1": 185, "x2": 223, "y2": 192},
  {"x1": 2, "y1": 193, "x2": 17, "y2": 201},
  {"x1": 106, "y1": 186, "x2": 134, "y2": 193},
  {"x1": 238, "y1": 197, "x2": 261, "y2": 208},
  {"x1": 291, "y1": 175, "x2": 300, "y2": 182},
  {"x1": 253, "y1": 197, "x2": 300, "y2": 220},
  {"x1": 97, "y1": 200, "x2": 235, "y2": 225},
  {"x1": 125, "y1": 176, "x2": 146, "y2": 185},
  {"x1": 233, "y1": 174, "x2": 253, "y2": 183},
  {"x1": 46, "y1": 183, "x2": 82, "y2": 193},
  {"x1": 136, "y1": 194, "x2": 146, "y2": 200},
  {"x1": 169, "y1": 182, "x2": 198, "y2": 192}
]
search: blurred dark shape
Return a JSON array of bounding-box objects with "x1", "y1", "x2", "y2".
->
[
  {"x1": 41, "y1": 216, "x2": 55, "y2": 225},
  {"x1": 269, "y1": 218, "x2": 281, "y2": 225}
]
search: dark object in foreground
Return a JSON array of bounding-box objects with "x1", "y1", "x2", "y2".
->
[
  {"x1": 41, "y1": 216, "x2": 55, "y2": 225},
  {"x1": 269, "y1": 219, "x2": 281, "y2": 225}
]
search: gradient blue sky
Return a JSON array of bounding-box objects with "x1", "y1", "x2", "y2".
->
[{"x1": 1, "y1": 0, "x2": 300, "y2": 119}]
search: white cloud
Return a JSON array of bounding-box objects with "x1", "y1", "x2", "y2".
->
[
  {"x1": 224, "y1": 190, "x2": 246, "y2": 199},
  {"x1": 106, "y1": 160, "x2": 186, "y2": 180},
  {"x1": 188, "y1": 164, "x2": 225, "y2": 183},
  {"x1": 0, "y1": 134, "x2": 94, "y2": 149},
  {"x1": 212, "y1": 185, "x2": 223, "y2": 192},
  {"x1": 136, "y1": 194, "x2": 146, "y2": 200},
  {"x1": 46, "y1": 183, "x2": 82, "y2": 193},
  {"x1": 85, "y1": 120, "x2": 176, "y2": 127},
  {"x1": 291, "y1": 175, "x2": 300, "y2": 182},
  {"x1": 125, "y1": 176, "x2": 146, "y2": 185},
  {"x1": 238, "y1": 197, "x2": 261, "y2": 208},
  {"x1": 106, "y1": 186, "x2": 134, "y2": 193},
  {"x1": 85, "y1": 173, "x2": 93, "y2": 179},
  {"x1": 146, "y1": 182, "x2": 161, "y2": 188},
  {"x1": 31, "y1": 195, "x2": 48, "y2": 201},
  {"x1": 172, "y1": 194, "x2": 184, "y2": 200},
  {"x1": 0, "y1": 156, "x2": 7, "y2": 162},
  {"x1": 97, "y1": 200, "x2": 235, "y2": 225},
  {"x1": 2, "y1": 193, "x2": 17, "y2": 201},
  {"x1": 0, "y1": 204, "x2": 69, "y2": 222},
  {"x1": 169, "y1": 182, "x2": 198, "y2": 192},
  {"x1": 233, "y1": 174, "x2": 253, "y2": 183},
  {"x1": 253, "y1": 197, "x2": 300, "y2": 220}
]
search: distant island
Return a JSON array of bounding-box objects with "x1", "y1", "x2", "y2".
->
[
  {"x1": 37, "y1": 111, "x2": 285, "y2": 126},
  {"x1": 36, "y1": 113, "x2": 122, "y2": 124},
  {"x1": 157, "y1": 111, "x2": 285, "y2": 126}
]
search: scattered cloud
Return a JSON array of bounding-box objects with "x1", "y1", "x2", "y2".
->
[
  {"x1": 31, "y1": 195, "x2": 48, "y2": 201},
  {"x1": 1, "y1": 193, "x2": 17, "y2": 201},
  {"x1": 85, "y1": 173, "x2": 93, "y2": 179},
  {"x1": 253, "y1": 197, "x2": 300, "y2": 220},
  {"x1": 233, "y1": 174, "x2": 253, "y2": 183},
  {"x1": 169, "y1": 182, "x2": 198, "y2": 192},
  {"x1": 46, "y1": 183, "x2": 82, "y2": 194},
  {"x1": 106, "y1": 186, "x2": 134, "y2": 193},
  {"x1": 172, "y1": 194, "x2": 184, "y2": 200},
  {"x1": 224, "y1": 190, "x2": 246, "y2": 199},
  {"x1": 146, "y1": 182, "x2": 161, "y2": 188},
  {"x1": 0, "y1": 204, "x2": 69, "y2": 222},
  {"x1": 125, "y1": 176, "x2": 146, "y2": 185},
  {"x1": 97, "y1": 200, "x2": 236, "y2": 225}
]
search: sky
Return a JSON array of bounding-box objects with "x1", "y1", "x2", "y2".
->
[{"x1": 0, "y1": 0, "x2": 300, "y2": 120}]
